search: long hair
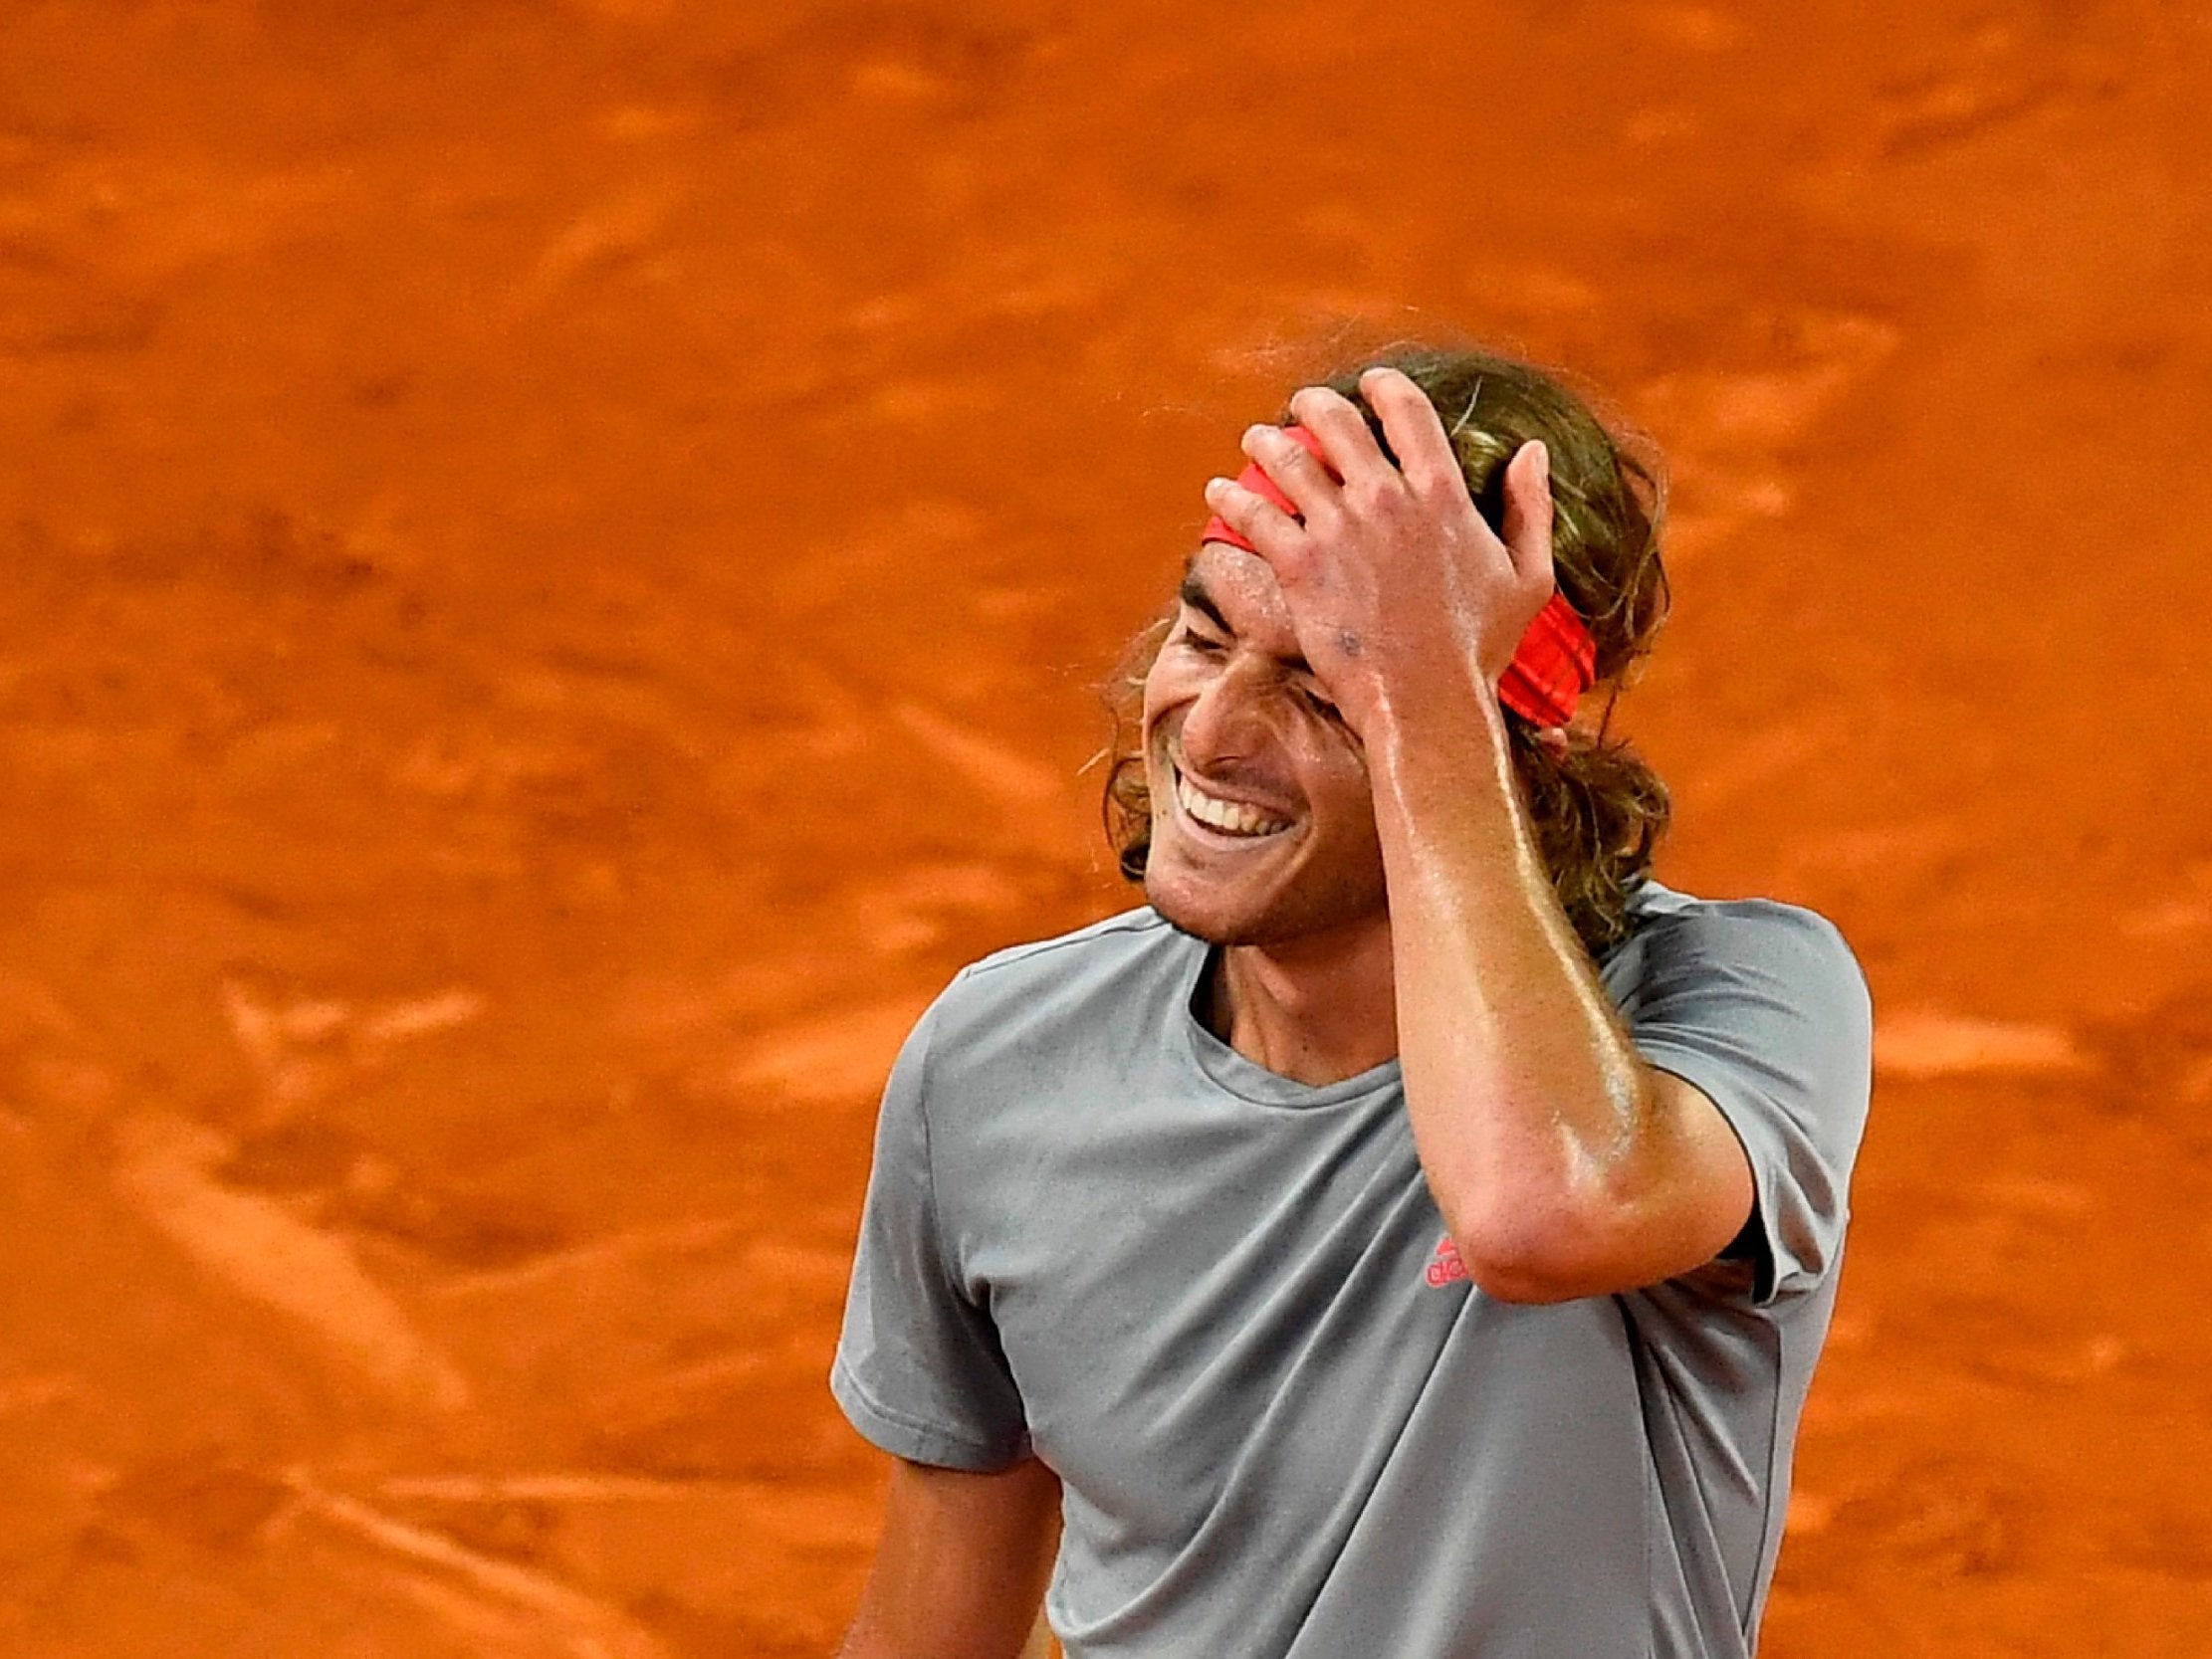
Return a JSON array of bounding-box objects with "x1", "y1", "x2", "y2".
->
[{"x1": 1102, "y1": 344, "x2": 1673, "y2": 957}]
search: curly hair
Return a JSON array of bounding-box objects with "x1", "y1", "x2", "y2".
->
[{"x1": 1102, "y1": 343, "x2": 1673, "y2": 957}]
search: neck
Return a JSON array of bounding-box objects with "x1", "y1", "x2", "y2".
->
[{"x1": 1203, "y1": 918, "x2": 1399, "y2": 1087}]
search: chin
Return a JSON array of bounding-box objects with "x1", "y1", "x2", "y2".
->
[
  {"x1": 1143, "y1": 850, "x2": 1380, "y2": 950},
  {"x1": 1140, "y1": 825, "x2": 1279, "y2": 946},
  {"x1": 1145, "y1": 880, "x2": 1268, "y2": 947}
]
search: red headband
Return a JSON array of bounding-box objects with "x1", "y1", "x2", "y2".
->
[{"x1": 1200, "y1": 424, "x2": 1599, "y2": 727}]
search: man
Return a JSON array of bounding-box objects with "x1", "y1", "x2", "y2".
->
[{"x1": 829, "y1": 346, "x2": 1873, "y2": 1658}]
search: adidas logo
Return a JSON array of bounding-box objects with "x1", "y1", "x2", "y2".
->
[{"x1": 1425, "y1": 1235, "x2": 1468, "y2": 1288}]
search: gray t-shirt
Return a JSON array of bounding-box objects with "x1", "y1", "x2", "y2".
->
[{"x1": 832, "y1": 883, "x2": 1873, "y2": 1658}]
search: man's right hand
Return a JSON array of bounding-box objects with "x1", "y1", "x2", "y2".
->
[{"x1": 836, "y1": 1456, "x2": 1062, "y2": 1659}]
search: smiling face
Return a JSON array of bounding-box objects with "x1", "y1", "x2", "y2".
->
[{"x1": 1139, "y1": 544, "x2": 1390, "y2": 948}]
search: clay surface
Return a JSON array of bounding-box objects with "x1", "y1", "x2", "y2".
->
[{"x1": 3, "y1": 3, "x2": 2209, "y2": 1654}]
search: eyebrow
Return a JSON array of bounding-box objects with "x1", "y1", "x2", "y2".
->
[
  {"x1": 1178, "y1": 571, "x2": 1231, "y2": 634},
  {"x1": 1177, "y1": 570, "x2": 1314, "y2": 678}
]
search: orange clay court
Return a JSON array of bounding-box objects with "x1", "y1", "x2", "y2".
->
[{"x1": 2, "y1": 4, "x2": 2209, "y2": 1655}]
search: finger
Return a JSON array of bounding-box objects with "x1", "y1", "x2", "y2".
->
[
  {"x1": 1358, "y1": 366, "x2": 1467, "y2": 500},
  {"x1": 1497, "y1": 440, "x2": 1558, "y2": 587},
  {"x1": 1203, "y1": 475, "x2": 1311, "y2": 569},
  {"x1": 1284, "y1": 385, "x2": 1396, "y2": 487},
  {"x1": 1238, "y1": 423, "x2": 1341, "y2": 524}
]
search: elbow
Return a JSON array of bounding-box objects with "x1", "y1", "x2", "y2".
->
[
  {"x1": 1460, "y1": 1254, "x2": 1603, "y2": 1308},
  {"x1": 1439, "y1": 1199, "x2": 1621, "y2": 1306}
]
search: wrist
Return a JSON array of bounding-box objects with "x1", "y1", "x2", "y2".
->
[
  {"x1": 1362, "y1": 675, "x2": 1541, "y2": 883},
  {"x1": 1360, "y1": 673, "x2": 1514, "y2": 787}
]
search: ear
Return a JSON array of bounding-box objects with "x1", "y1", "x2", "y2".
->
[{"x1": 1532, "y1": 726, "x2": 1572, "y2": 760}]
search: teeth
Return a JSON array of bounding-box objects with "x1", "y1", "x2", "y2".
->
[{"x1": 1175, "y1": 768, "x2": 1290, "y2": 838}]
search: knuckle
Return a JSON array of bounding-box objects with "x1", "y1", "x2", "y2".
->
[{"x1": 1333, "y1": 484, "x2": 1388, "y2": 526}]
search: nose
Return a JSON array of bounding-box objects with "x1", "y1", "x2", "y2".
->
[{"x1": 1175, "y1": 656, "x2": 1274, "y2": 775}]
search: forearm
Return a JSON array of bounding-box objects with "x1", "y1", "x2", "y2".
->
[
  {"x1": 1365, "y1": 691, "x2": 1673, "y2": 1296},
  {"x1": 838, "y1": 1615, "x2": 1053, "y2": 1659},
  {"x1": 837, "y1": 1457, "x2": 1060, "y2": 1659}
]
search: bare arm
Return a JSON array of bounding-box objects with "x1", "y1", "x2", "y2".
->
[
  {"x1": 1202, "y1": 369, "x2": 1753, "y2": 1303},
  {"x1": 837, "y1": 1456, "x2": 1061, "y2": 1659},
  {"x1": 1361, "y1": 683, "x2": 1753, "y2": 1302}
]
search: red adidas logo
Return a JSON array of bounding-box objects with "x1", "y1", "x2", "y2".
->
[{"x1": 1425, "y1": 1235, "x2": 1468, "y2": 1288}]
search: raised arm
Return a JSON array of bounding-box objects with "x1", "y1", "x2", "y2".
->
[
  {"x1": 1200, "y1": 369, "x2": 1754, "y2": 1303},
  {"x1": 838, "y1": 1456, "x2": 1061, "y2": 1659}
]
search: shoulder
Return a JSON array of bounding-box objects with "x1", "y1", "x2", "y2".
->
[
  {"x1": 924, "y1": 905, "x2": 1200, "y2": 1071},
  {"x1": 1617, "y1": 877, "x2": 1857, "y2": 956},
  {"x1": 1604, "y1": 879, "x2": 1871, "y2": 1023},
  {"x1": 957, "y1": 904, "x2": 1185, "y2": 988}
]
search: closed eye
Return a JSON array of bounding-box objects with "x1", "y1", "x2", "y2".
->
[{"x1": 1297, "y1": 684, "x2": 1342, "y2": 722}]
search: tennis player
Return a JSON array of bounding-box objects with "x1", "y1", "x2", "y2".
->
[{"x1": 829, "y1": 346, "x2": 1873, "y2": 1658}]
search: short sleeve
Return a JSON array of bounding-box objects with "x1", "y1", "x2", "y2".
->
[
  {"x1": 831, "y1": 988, "x2": 1031, "y2": 1470},
  {"x1": 1610, "y1": 898, "x2": 1874, "y2": 1306}
]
